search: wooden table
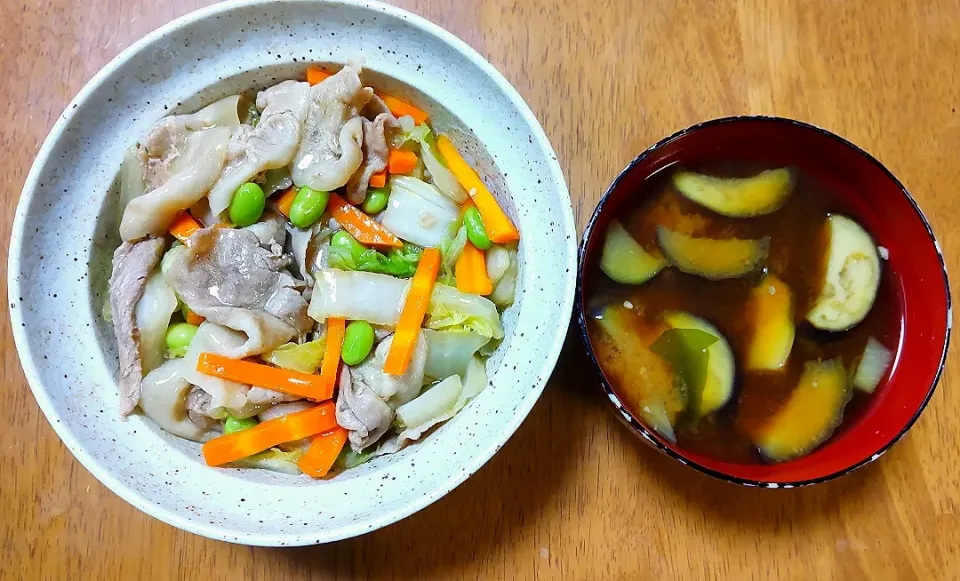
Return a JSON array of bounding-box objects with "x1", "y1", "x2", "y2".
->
[{"x1": 3, "y1": 0, "x2": 959, "y2": 579}]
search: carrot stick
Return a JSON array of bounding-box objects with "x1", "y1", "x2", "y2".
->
[
  {"x1": 297, "y1": 427, "x2": 348, "y2": 478},
  {"x1": 307, "y1": 66, "x2": 332, "y2": 86},
  {"x1": 436, "y1": 136, "x2": 520, "y2": 244},
  {"x1": 384, "y1": 248, "x2": 441, "y2": 375},
  {"x1": 275, "y1": 186, "x2": 298, "y2": 218},
  {"x1": 196, "y1": 352, "x2": 334, "y2": 401},
  {"x1": 381, "y1": 95, "x2": 429, "y2": 124},
  {"x1": 184, "y1": 310, "x2": 205, "y2": 326},
  {"x1": 327, "y1": 192, "x2": 403, "y2": 248},
  {"x1": 202, "y1": 403, "x2": 337, "y2": 467},
  {"x1": 319, "y1": 317, "x2": 345, "y2": 392},
  {"x1": 169, "y1": 212, "x2": 202, "y2": 243},
  {"x1": 369, "y1": 170, "x2": 387, "y2": 188},
  {"x1": 388, "y1": 150, "x2": 418, "y2": 174},
  {"x1": 455, "y1": 242, "x2": 493, "y2": 295}
]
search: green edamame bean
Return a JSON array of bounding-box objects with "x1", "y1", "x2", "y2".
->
[
  {"x1": 229, "y1": 182, "x2": 266, "y2": 227},
  {"x1": 289, "y1": 186, "x2": 329, "y2": 229},
  {"x1": 362, "y1": 187, "x2": 390, "y2": 214},
  {"x1": 224, "y1": 415, "x2": 259, "y2": 434},
  {"x1": 331, "y1": 230, "x2": 367, "y2": 255},
  {"x1": 341, "y1": 320, "x2": 375, "y2": 365},
  {"x1": 463, "y1": 206, "x2": 492, "y2": 250},
  {"x1": 165, "y1": 322, "x2": 199, "y2": 358}
]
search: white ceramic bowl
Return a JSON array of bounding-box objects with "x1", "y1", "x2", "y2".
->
[{"x1": 9, "y1": 0, "x2": 574, "y2": 545}]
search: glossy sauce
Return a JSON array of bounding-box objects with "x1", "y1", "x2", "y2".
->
[{"x1": 587, "y1": 163, "x2": 902, "y2": 464}]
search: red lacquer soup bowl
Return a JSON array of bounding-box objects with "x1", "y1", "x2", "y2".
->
[{"x1": 577, "y1": 116, "x2": 951, "y2": 487}]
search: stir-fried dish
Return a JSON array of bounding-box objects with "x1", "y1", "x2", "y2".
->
[
  {"x1": 106, "y1": 65, "x2": 520, "y2": 477},
  {"x1": 586, "y1": 163, "x2": 898, "y2": 464}
]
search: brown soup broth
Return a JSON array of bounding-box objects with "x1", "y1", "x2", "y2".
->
[{"x1": 587, "y1": 162, "x2": 902, "y2": 464}]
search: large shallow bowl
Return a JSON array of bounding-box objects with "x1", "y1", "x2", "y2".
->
[
  {"x1": 577, "y1": 116, "x2": 950, "y2": 488},
  {"x1": 9, "y1": 0, "x2": 575, "y2": 545}
]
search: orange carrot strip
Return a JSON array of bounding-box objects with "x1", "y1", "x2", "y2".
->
[
  {"x1": 202, "y1": 403, "x2": 337, "y2": 467},
  {"x1": 185, "y1": 310, "x2": 205, "y2": 326},
  {"x1": 384, "y1": 248, "x2": 441, "y2": 375},
  {"x1": 169, "y1": 212, "x2": 202, "y2": 244},
  {"x1": 307, "y1": 66, "x2": 332, "y2": 85},
  {"x1": 275, "y1": 186, "x2": 298, "y2": 218},
  {"x1": 196, "y1": 352, "x2": 334, "y2": 401},
  {"x1": 319, "y1": 317, "x2": 345, "y2": 393},
  {"x1": 327, "y1": 192, "x2": 403, "y2": 248},
  {"x1": 436, "y1": 136, "x2": 520, "y2": 244},
  {"x1": 369, "y1": 170, "x2": 387, "y2": 188},
  {"x1": 297, "y1": 427, "x2": 348, "y2": 478},
  {"x1": 381, "y1": 95, "x2": 428, "y2": 124},
  {"x1": 388, "y1": 149, "x2": 418, "y2": 174},
  {"x1": 455, "y1": 242, "x2": 493, "y2": 296}
]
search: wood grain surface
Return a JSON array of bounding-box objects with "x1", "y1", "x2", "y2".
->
[{"x1": 2, "y1": 0, "x2": 959, "y2": 579}]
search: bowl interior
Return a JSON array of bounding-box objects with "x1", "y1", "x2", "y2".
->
[
  {"x1": 578, "y1": 117, "x2": 950, "y2": 486},
  {"x1": 10, "y1": 0, "x2": 575, "y2": 544}
]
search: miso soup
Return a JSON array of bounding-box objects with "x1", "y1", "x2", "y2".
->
[{"x1": 586, "y1": 163, "x2": 900, "y2": 464}]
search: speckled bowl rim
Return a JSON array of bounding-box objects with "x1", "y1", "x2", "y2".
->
[
  {"x1": 9, "y1": 0, "x2": 575, "y2": 544},
  {"x1": 575, "y1": 115, "x2": 951, "y2": 489}
]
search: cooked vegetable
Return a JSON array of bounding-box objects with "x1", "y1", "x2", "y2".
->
[
  {"x1": 309, "y1": 270, "x2": 408, "y2": 326},
  {"x1": 438, "y1": 224, "x2": 468, "y2": 286},
  {"x1": 274, "y1": 186, "x2": 298, "y2": 218},
  {"x1": 328, "y1": 230, "x2": 422, "y2": 278},
  {"x1": 755, "y1": 359, "x2": 851, "y2": 462},
  {"x1": 745, "y1": 274, "x2": 795, "y2": 371},
  {"x1": 594, "y1": 305, "x2": 684, "y2": 442},
  {"x1": 405, "y1": 126, "x2": 467, "y2": 202},
  {"x1": 600, "y1": 220, "x2": 666, "y2": 284},
  {"x1": 657, "y1": 226, "x2": 769, "y2": 280},
  {"x1": 369, "y1": 171, "x2": 387, "y2": 189},
  {"x1": 385, "y1": 248, "x2": 442, "y2": 375},
  {"x1": 306, "y1": 66, "x2": 332, "y2": 85},
  {"x1": 379, "y1": 176, "x2": 460, "y2": 248},
  {"x1": 231, "y1": 447, "x2": 304, "y2": 474},
  {"x1": 362, "y1": 187, "x2": 390, "y2": 214},
  {"x1": 660, "y1": 312, "x2": 735, "y2": 418},
  {"x1": 260, "y1": 167, "x2": 293, "y2": 197},
  {"x1": 853, "y1": 336, "x2": 893, "y2": 393},
  {"x1": 396, "y1": 375, "x2": 463, "y2": 428},
  {"x1": 228, "y1": 182, "x2": 265, "y2": 227},
  {"x1": 388, "y1": 150, "x2": 419, "y2": 174},
  {"x1": 806, "y1": 215, "x2": 881, "y2": 331},
  {"x1": 183, "y1": 305, "x2": 205, "y2": 326},
  {"x1": 262, "y1": 338, "x2": 326, "y2": 374},
  {"x1": 327, "y1": 192, "x2": 403, "y2": 248},
  {"x1": 487, "y1": 245, "x2": 519, "y2": 307},
  {"x1": 381, "y1": 95, "x2": 428, "y2": 124},
  {"x1": 160, "y1": 243, "x2": 187, "y2": 276},
  {"x1": 289, "y1": 186, "x2": 329, "y2": 229},
  {"x1": 319, "y1": 317, "x2": 345, "y2": 391},
  {"x1": 455, "y1": 242, "x2": 493, "y2": 295},
  {"x1": 164, "y1": 322, "x2": 199, "y2": 358},
  {"x1": 342, "y1": 320, "x2": 375, "y2": 365},
  {"x1": 436, "y1": 135, "x2": 520, "y2": 243},
  {"x1": 169, "y1": 212, "x2": 202, "y2": 243},
  {"x1": 202, "y1": 403, "x2": 337, "y2": 466},
  {"x1": 119, "y1": 145, "x2": 146, "y2": 219},
  {"x1": 224, "y1": 414, "x2": 258, "y2": 434},
  {"x1": 463, "y1": 206, "x2": 493, "y2": 250},
  {"x1": 298, "y1": 427, "x2": 348, "y2": 478},
  {"x1": 427, "y1": 282, "x2": 504, "y2": 340},
  {"x1": 673, "y1": 168, "x2": 795, "y2": 217},
  {"x1": 136, "y1": 270, "x2": 179, "y2": 374},
  {"x1": 423, "y1": 329, "x2": 490, "y2": 380},
  {"x1": 196, "y1": 352, "x2": 335, "y2": 401},
  {"x1": 336, "y1": 446, "x2": 373, "y2": 470}
]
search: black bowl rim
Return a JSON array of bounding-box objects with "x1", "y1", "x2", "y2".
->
[{"x1": 575, "y1": 115, "x2": 952, "y2": 489}]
